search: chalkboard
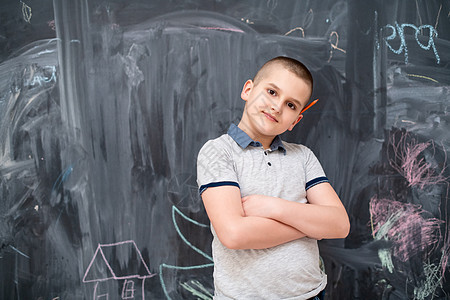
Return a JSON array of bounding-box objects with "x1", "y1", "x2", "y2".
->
[{"x1": 1, "y1": 0, "x2": 449, "y2": 299}]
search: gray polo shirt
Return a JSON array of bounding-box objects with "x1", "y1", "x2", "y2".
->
[{"x1": 197, "y1": 124, "x2": 328, "y2": 300}]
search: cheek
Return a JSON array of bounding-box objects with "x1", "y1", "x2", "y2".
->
[
  {"x1": 249, "y1": 98, "x2": 269, "y2": 111},
  {"x1": 286, "y1": 110, "x2": 300, "y2": 119},
  {"x1": 286, "y1": 113, "x2": 301, "y2": 125},
  {"x1": 254, "y1": 92, "x2": 272, "y2": 106}
]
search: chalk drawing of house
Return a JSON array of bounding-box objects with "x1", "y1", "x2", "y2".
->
[{"x1": 83, "y1": 240, "x2": 156, "y2": 300}]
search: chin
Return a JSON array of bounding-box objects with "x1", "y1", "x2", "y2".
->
[{"x1": 257, "y1": 125, "x2": 283, "y2": 136}]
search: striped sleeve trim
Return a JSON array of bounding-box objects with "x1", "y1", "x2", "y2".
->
[
  {"x1": 199, "y1": 181, "x2": 240, "y2": 195},
  {"x1": 305, "y1": 176, "x2": 329, "y2": 190}
]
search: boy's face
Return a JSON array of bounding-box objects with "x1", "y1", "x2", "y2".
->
[{"x1": 239, "y1": 66, "x2": 311, "y2": 139}]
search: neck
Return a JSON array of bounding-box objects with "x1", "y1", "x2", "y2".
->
[{"x1": 237, "y1": 121, "x2": 274, "y2": 149}]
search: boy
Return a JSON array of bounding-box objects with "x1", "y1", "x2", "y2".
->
[{"x1": 196, "y1": 56, "x2": 350, "y2": 299}]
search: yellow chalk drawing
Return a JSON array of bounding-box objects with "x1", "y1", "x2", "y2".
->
[
  {"x1": 330, "y1": 31, "x2": 346, "y2": 53},
  {"x1": 406, "y1": 74, "x2": 439, "y2": 83},
  {"x1": 434, "y1": 4, "x2": 442, "y2": 29},
  {"x1": 370, "y1": 206, "x2": 375, "y2": 238},
  {"x1": 328, "y1": 31, "x2": 346, "y2": 62},
  {"x1": 285, "y1": 27, "x2": 305, "y2": 38}
]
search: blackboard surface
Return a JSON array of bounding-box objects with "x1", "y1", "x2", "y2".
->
[{"x1": 1, "y1": 0, "x2": 449, "y2": 299}]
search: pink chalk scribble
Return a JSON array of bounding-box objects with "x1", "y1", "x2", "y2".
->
[
  {"x1": 83, "y1": 240, "x2": 156, "y2": 299},
  {"x1": 369, "y1": 197, "x2": 443, "y2": 262},
  {"x1": 441, "y1": 226, "x2": 450, "y2": 276},
  {"x1": 388, "y1": 131, "x2": 448, "y2": 189},
  {"x1": 47, "y1": 20, "x2": 55, "y2": 31}
]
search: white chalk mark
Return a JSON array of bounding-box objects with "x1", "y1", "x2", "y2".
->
[
  {"x1": 378, "y1": 249, "x2": 394, "y2": 273},
  {"x1": 415, "y1": 0, "x2": 423, "y2": 29},
  {"x1": 121, "y1": 44, "x2": 145, "y2": 87},
  {"x1": 199, "y1": 26, "x2": 245, "y2": 33},
  {"x1": 435, "y1": 4, "x2": 442, "y2": 29},
  {"x1": 240, "y1": 18, "x2": 254, "y2": 25},
  {"x1": 180, "y1": 280, "x2": 213, "y2": 300},
  {"x1": 21, "y1": 1, "x2": 32, "y2": 23},
  {"x1": 413, "y1": 259, "x2": 442, "y2": 300},
  {"x1": 9, "y1": 245, "x2": 30, "y2": 259},
  {"x1": 266, "y1": 0, "x2": 277, "y2": 11},
  {"x1": 25, "y1": 65, "x2": 57, "y2": 87}
]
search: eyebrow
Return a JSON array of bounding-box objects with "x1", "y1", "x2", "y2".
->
[{"x1": 267, "y1": 83, "x2": 303, "y2": 108}]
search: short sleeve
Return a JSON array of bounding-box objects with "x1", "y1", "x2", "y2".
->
[
  {"x1": 196, "y1": 139, "x2": 240, "y2": 195},
  {"x1": 304, "y1": 147, "x2": 329, "y2": 190}
]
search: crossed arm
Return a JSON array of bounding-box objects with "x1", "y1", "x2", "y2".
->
[{"x1": 201, "y1": 182, "x2": 350, "y2": 250}]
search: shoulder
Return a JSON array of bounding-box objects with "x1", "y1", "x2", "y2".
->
[
  {"x1": 282, "y1": 140, "x2": 314, "y2": 156},
  {"x1": 282, "y1": 141, "x2": 324, "y2": 171},
  {"x1": 197, "y1": 134, "x2": 237, "y2": 159},
  {"x1": 199, "y1": 134, "x2": 233, "y2": 151}
]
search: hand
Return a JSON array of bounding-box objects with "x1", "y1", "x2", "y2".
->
[{"x1": 241, "y1": 194, "x2": 281, "y2": 219}]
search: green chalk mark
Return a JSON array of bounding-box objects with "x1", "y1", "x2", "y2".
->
[{"x1": 378, "y1": 249, "x2": 394, "y2": 273}]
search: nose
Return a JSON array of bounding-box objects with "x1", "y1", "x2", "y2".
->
[{"x1": 270, "y1": 98, "x2": 281, "y2": 113}]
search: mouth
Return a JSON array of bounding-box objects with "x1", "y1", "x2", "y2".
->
[{"x1": 263, "y1": 112, "x2": 278, "y2": 123}]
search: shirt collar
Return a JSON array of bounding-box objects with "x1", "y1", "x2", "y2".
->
[{"x1": 227, "y1": 124, "x2": 286, "y2": 154}]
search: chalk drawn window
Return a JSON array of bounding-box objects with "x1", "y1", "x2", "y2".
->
[{"x1": 122, "y1": 280, "x2": 135, "y2": 299}]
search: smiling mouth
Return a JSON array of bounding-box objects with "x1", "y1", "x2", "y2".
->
[{"x1": 263, "y1": 112, "x2": 278, "y2": 122}]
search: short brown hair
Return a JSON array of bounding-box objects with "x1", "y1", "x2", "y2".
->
[{"x1": 253, "y1": 56, "x2": 313, "y2": 93}]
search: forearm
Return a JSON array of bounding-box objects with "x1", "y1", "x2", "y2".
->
[
  {"x1": 223, "y1": 216, "x2": 306, "y2": 250},
  {"x1": 200, "y1": 185, "x2": 308, "y2": 250},
  {"x1": 242, "y1": 184, "x2": 350, "y2": 240},
  {"x1": 272, "y1": 200, "x2": 350, "y2": 239}
]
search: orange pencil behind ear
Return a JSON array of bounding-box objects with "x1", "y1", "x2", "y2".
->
[{"x1": 300, "y1": 99, "x2": 318, "y2": 114}]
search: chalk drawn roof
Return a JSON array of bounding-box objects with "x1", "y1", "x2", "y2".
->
[{"x1": 83, "y1": 240, "x2": 155, "y2": 283}]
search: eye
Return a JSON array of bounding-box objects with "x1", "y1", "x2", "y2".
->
[
  {"x1": 267, "y1": 89, "x2": 277, "y2": 96},
  {"x1": 287, "y1": 102, "x2": 297, "y2": 110}
]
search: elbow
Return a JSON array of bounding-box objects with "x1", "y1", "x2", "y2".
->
[
  {"x1": 222, "y1": 238, "x2": 242, "y2": 250},
  {"x1": 336, "y1": 216, "x2": 350, "y2": 238},
  {"x1": 332, "y1": 208, "x2": 350, "y2": 239},
  {"x1": 340, "y1": 224, "x2": 350, "y2": 239},
  {"x1": 217, "y1": 225, "x2": 246, "y2": 250},
  {"x1": 320, "y1": 215, "x2": 350, "y2": 240}
]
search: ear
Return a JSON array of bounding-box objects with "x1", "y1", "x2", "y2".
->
[
  {"x1": 240, "y1": 80, "x2": 253, "y2": 101},
  {"x1": 288, "y1": 114, "x2": 303, "y2": 131}
]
